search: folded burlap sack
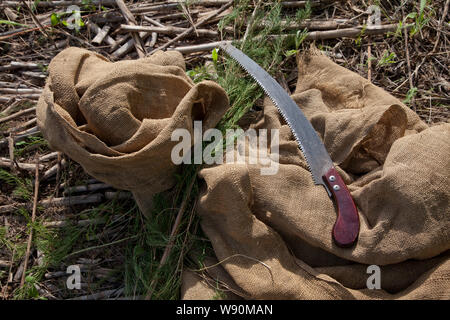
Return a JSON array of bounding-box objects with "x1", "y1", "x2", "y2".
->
[
  {"x1": 183, "y1": 50, "x2": 450, "y2": 299},
  {"x1": 37, "y1": 47, "x2": 229, "y2": 214}
]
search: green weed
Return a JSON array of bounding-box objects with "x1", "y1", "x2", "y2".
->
[
  {"x1": 14, "y1": 136, "x2": 48, "y2": 157},
  {"x1": 377, "y1": 50, "x2": 397, "y2": 67},
  {"x1": 0, "y1": 20, "x2": 30, "y2": 28},
  {"x1": 0, "y1": 169, "x2": 33, "y2": 201},
  {"x1": 403, "y1": 87, "x2": 418, "y2": 104},
  {"x1": 406, "y1": 0, "x2": 434, "y2": 37},
  {"x1": 355, "y1": 24, "x2": 367, "y2": 46}
]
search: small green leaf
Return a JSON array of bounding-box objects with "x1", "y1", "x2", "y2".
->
[
  {"x1": 295, "y1": 29, "x2": 308, "y2": 49},
  {"x1": 403, "y1": 87, "x2": 418, "y2": 104},
  {"x1": 377, "y1": 50, "x2": 397, "y2": 67},
  {"x1": 419, "y1": 0, "x2": 427, "y2": 15},
  {"x1": 285, "y1": 49, "x2": 297, "y2": 57},
  {"x1": 0, "y1": 20, "x2": 30, "y2": 28},
  {"x1": 32, "y1": 0, "x2": 40, "y2": 12},
  {"x1": 212, "y1": 48, "x2": 218, "y2": 63},
  {"x1": 186, "y1": 70, "x2": 196, "y2": 78},
  {"x1": 50, "y1": 13, "x2": 60, "y2": 26},
  {"x1": 406, "y1": 12, "x2": 417, "y2": 19}
]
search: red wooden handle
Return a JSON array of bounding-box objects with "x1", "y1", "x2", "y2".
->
[{"x1": 323, "y1": 167, "x2": 359, "y2": 247}]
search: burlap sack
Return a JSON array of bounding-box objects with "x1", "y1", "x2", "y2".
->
[
  {"x1": 37, "y1": 47, "x2": 229, "y2": 214},
  {"x1": 183, "y1": 50, "x2": 450, "y2": 299}
]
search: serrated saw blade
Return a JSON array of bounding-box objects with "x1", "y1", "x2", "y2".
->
[{"x1": 220, "y1": 42, "x2": 334, "y2": 191}]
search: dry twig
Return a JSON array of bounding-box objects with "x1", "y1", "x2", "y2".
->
[
  {"x1": 115, "y1": 0, "x2": 146, "y2": 58},
  {"x1": 144, "y1": 175, "x2": 197, "y2": 300},
  {"x1": 0, "y1": 107, "x2": 36, "y2": 124},
  {"x1": 20, "y1": 159, "x2": 40, "y2": 287},
  {"x1": 150, "y1": 0, "x2": 233, "y2": 54}
]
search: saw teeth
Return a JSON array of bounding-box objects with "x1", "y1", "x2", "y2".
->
[{"x1": 226, "y1": 49, "x2": 319, "y2": 184}]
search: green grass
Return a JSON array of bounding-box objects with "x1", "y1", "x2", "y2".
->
[
  {"x1": 0, "y1": 20, "x2": 30, "y2": 28},
  {"x1": 12, "y1": 197, "x2": 135, "y2": 299},
  {"x1": 215, "y1": 1, "x2": 308, "y2": 130},
  {"x1": 0, "y1": 168, "x2": 33, "y2": 201},
  {"x1": 407, "y1": 0, "x2": 434, "y2": 37},
  {"x1": 377, "y1": 50, "x2": 397, "y2": 67},
  {"x1": 123, "y1": 166, "x2": 201, "y2": 299},
  {"x1": 14, "y1": 136, "x2": 48, "y2": 158},
  {"x1": 403, "y1": 87, "x2": 418, "y2": 105}
]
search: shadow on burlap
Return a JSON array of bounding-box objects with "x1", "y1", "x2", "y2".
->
[
  {"x1": 182, "y1": 49, "x2": 450, "y2": 299},
  {"x1": 37, "y1": 47, "x2": 229, "y2": 214}
]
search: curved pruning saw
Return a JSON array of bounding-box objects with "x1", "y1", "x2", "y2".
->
[{"x1": 220, "y1": 43, "x2": 359, "y2": 247}]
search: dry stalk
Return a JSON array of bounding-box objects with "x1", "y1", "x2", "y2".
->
[
  {"x1": 20, "y1": 158, "x2": 40, "y2": 287},
  {"x1": 0, "y1": 107, "x2": 36, "y2": 124},
  {"x1": 145, "y1": 175, "x2": 197, "y2": 300},
  {"x1": 115, "y1": 0, "x2": 146, "y2": 58},
  {"x1": 150, "y1": 0, "x2": 233, "y2": 54}
]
